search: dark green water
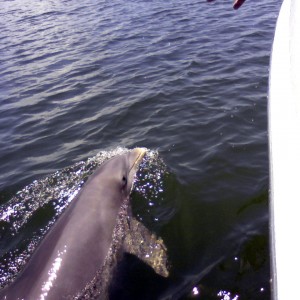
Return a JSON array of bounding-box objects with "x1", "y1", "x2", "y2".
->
[{"x1": 0, "y1": 0, "x2": 282, "y2": 298}]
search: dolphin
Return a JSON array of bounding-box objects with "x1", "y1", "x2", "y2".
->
[{"x1": 0, "y1": 148, "x2": 146, "y2": 300}]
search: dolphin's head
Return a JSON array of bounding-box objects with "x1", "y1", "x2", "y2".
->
[
  {"x1": 95, "y1": 148, "x2": 147, "y2": 203},
  {"x1": 119, "y1": 148, "x2": 147, "y2": 196}
]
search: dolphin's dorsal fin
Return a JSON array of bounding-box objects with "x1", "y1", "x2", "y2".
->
[
  {"x1": 74, "y1": 199, "x2": 169, "y2": 299},
  {"x1": 123, "y1": 217, "x2": 169, "y2": 278}
]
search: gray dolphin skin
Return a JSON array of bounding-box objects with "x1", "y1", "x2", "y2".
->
[{"x1": 0, "y1": 148, "x2": 146, "y2": 300}]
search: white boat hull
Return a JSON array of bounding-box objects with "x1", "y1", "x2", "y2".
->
[{"x1": 269, "y1": 0, "x2": 300, "y2": 299}]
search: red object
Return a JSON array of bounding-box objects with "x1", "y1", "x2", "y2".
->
[{"x1": 233, "y1": 0, "x2": 246, "y2": 9}]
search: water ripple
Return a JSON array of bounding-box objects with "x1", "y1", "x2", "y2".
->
[{"x1": 0, "y1": 0, "x2": 281, "y2": 297}]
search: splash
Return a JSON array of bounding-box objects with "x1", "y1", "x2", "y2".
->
[
  {"x1": 132, "y1": 149, "x2": 176, "y2": 230},
  {"x1": 217, "y1": 290, "x2": 239, "y2": 300}
]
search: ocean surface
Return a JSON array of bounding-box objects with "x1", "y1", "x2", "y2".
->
[{"x1": 0, "y1": 0, "x2": 282, "y2": 299}]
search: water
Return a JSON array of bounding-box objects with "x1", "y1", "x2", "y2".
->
[{"x1": 0, "y1": 0, "x2": 282, "y2": 298}]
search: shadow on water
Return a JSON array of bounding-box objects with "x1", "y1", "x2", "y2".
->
[
  {"x1": 156, "y1": 187, "x2": 270, "y2": 299},
  {"x1": 109, "y1": 253, "x2": 170, "y2": 300},
  {"x1": 181, "y1": 233, "x2": 270, "y2": 300}
]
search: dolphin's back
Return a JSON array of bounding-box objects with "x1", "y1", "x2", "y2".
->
[
  {"x1": 1, "y1": 178, "x2": 114, "y2": 299},
  {"x1": 0, "y1": 149, "x2": 146, "y2": 299}
]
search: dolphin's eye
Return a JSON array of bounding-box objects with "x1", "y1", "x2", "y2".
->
[{"x1": 122, "y1": 176, "x2": 127, "y2": 187}]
